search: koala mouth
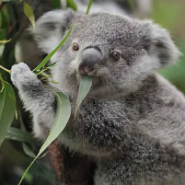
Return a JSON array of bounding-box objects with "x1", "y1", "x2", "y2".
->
[{"x1": 78, "y1": 67, "x2": 96, "y2": 77}]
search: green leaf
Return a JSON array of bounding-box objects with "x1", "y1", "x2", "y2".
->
[
  {"x1": 47, "y1": 62, "x2": 57, "y2": 69},
  {"x1": 18, "y1": 108, "x2": 40, "y2": 158},
  {"x1": 33, "y1": 24, "x2": 73, "y2": 72},
  {"x1": 0, "y1": 30, "x2": 6, "y2": 40},
  {"x1": 0, "y1": 39, "x2": 11, "y2": 44},
  {"x1": 39, "y1": 92, "x2": 71, "y2": 152},
  {"x1": 66, "y1": 0, "x2": 77, "y2": 11},
  {"x1": 23, "y1": 143, "x2": 36, "y2": 158},
  {"x1": 23, "y1": 0, "x2": 35, "y2": 28},
  {"x1": 0, "y1": 11, "x2": 2, "y2": 28},
  {"x1": 23, "y1": 143, "x2": 47, "y2": 159},
  {"x1": 0, "y1": 76, "x2": 4, "y2": 92},
  {"x1": 52, "y1": 0, "x2": 61, "y2": 9},
  {"x1": 0, "y1": 81, "x2": 16, "y2": 147},
  {"x1": 18, "y1": 92, "x2": 71, "y2": 185},
  {"x1": 86, "y1": 0, "x2": 93, "y2": 14},
  {"x1": 5, "y1": 127, "x2": 36, "y2": 144},
  {"x1": 75, "y1": 75, "x2": 93, "y2": 117}
]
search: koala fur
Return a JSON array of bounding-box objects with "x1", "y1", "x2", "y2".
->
[{"x1": 11, "y1": 10, "x2": 185, "y2": 185}]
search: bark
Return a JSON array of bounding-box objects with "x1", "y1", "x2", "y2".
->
[{"x1": 48, "y1": 142, "x2": 95, "y2": 185}]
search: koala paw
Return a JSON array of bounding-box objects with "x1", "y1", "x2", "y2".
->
[{"x1": 11, "y1": 63, "x2": 38, "y2": 88}]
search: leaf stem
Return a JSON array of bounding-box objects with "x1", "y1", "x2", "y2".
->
[
  {"x1": 0, "y1": 75, "x2": 4, "y2": 93},
  {"x1": 43, "y1": 84, "x2": 57, "y2": 95},
  {"x1": 43, "y1": 80, "x2": 59, "y2": 84},
  {"x1": 0, "y1": 65, "x2": 11, "y2": 74},
  {"x1": 40, "y1": 75, "x2": 51, "y2": 81},
  {"x1": 36, "y1": 67, "x2": 49, "y2": 76}
]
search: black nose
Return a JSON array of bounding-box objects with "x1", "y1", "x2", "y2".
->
[{"x1": 79, "y1": 47, "x2": 102, "y2": 74}]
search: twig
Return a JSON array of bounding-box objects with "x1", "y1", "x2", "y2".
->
[{"x1": 0, "y1": 65, "x2": 11, "y2": 74}]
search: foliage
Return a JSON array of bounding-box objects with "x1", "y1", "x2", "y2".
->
[
  {"x1": 33, "y1": 25, "x2": 73, "y2": 72},
  {"x1": 0, "y1": 80, "x2": 16, "y2": 147},
  {"x1": 74, "y1": 75, "x2": 93, "y2": 118},
  {"x1": 0, "y1": 0, "x2": 95, "y2": 184},
  {"x1": 66, "y1": 0, "x2": 77, "y2": 11},
  {"x1": 0, "y1": 0, "x2": 185, "y2": 185},
  {"x1": 23, "y1": 0, "x2": 35, "y2": 28}
]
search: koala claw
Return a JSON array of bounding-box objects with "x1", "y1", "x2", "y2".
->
[{"x1": 11, "y1": 62, "x2": 38, "y2": 88}]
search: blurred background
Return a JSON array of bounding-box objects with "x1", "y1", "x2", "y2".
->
[
  {"x1": 152, "y1": 0, "x2": 185, "y2": 93},
  {"x1": 0, "y1": 0, "x2": 185, "y2": 184}
]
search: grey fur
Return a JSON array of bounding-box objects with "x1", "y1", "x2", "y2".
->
[{"x1": 11, "y1": 10, "x2": 185, "y2": 185}]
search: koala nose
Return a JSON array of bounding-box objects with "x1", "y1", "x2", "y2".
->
[{"x1": 79, "y1": 47, "x2": 102, "y2": 76}]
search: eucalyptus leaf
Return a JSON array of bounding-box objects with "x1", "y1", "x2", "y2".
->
[
  {"x1": 75, "y1": 75, "x2": 93, "y2": 117},
  {"x1": 0, "y1": 81, "x2": 16, "y2": 147},
  {"x1": 5, "y1": 127, "x2": 36, "y2": 144},
  {"x1": 18, "y1": 108, "x2": 40, "y2": 158},
  {"x1": 0, "y1": 30, "x2": 6, "y2": 40},
  {"x1": 18, "y1": 92, "x2": 71, "y2": 185},
  {"x1": 23, "y1": 0, "x2": 35, "y2": 28},
  {"x1": 23, "y1": 143, "x2": 36, "y2": 158},
  {"x1": 0, "y1": 45, "x2": 5, "y2": 57},
  {"x1": 47, "y1": 62, "x2": 57, "y2": 69},
  {"x1": 39, "y1": 92, "x2": 71, "y2": 152},
  {"x1": 33, "y1": 25, "x2": 73, "y2": 72},
  {"x1": 23, "y1": 142, "x2": 48, "y2": 159},
  {"x1": 0, "y1": 12, "x2": 2, "y2": 28},
  {"x1": 66, "y1": 0, "x2": 77, "y2": 11},
  {"x1": 86, "y1": 0, "x2": 93, "y2": 14},
  {"x1": 0, "y1": 79, "x2": 4, "y2": 115}
]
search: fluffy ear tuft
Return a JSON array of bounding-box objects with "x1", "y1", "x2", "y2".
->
[
  {"x1": 142, "y1": 20, "x2": 181, "y2": 68},
  {"x1": 30, "y1": 9, "x2": 75, "y2": 53}
]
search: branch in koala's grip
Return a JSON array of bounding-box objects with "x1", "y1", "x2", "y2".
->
[
  {"x1": 36, "y1": 67, "x2": 48, "y2": 76},
  {"x1": 33, "y1": 24, "x2": 73, "y2": 72},
  {"x1": 0, "y1": 65, "x2": 11, "y2": 74},
  {"x1": 40, "y1": 74, "x2": 52, "y2": 81},
  {"x1": 43, "y1": 80, "x2": 59, "y2": 84}
]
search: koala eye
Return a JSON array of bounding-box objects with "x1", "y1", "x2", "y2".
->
[
  {"x1": 112, "y1": 51, "x2": 121, "y2": 61},
  {"x1": 72, "y1": 42, "x2": 79, "y2": 51}
]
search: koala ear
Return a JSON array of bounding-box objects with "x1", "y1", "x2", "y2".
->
[
  {"x1": 141, "y1": 20, "x2": 181, "y2": 68},
  {"x1": 30, "y1": 9, "x2": 75, "y2": 53}
]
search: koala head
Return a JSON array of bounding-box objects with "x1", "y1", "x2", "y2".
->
[{"x1": 32, "y1": 10, "x2": 180, "y2": 97}]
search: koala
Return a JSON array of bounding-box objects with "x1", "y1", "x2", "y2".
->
[
  {"x1": 11, "y1": 9, "x2": 185, "y2": 185},
  {"x1": 15, "y1": 0, "x2": 151, "y2": 69}
]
